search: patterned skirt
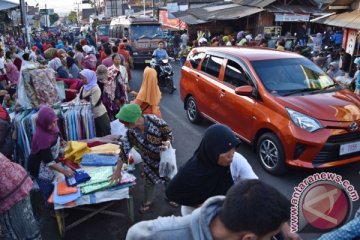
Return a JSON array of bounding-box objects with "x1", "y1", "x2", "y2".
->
[{"x1": 0, "y1": 196, "x2": 42, "y2": 240}]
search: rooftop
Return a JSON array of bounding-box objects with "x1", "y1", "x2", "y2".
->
[{"x1": 193, "y1": 46, "x2": 301, "y2": 61}]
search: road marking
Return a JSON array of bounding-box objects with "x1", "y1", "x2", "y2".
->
[{"x1": 161, "y1": 104, "x2": 203, "y2": 137}]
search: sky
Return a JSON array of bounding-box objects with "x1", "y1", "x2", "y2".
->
[{"x1": 8, "y1": 0, "x2": 91, "y2": 14}]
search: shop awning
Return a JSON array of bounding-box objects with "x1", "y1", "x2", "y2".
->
[
  {"x1": 187, "y1": 3, "x2": 264, "y2": 21},
  {"x1": 311, "y1": 10, "x2": 360, "y2": 29},
  {"x1": 0, "y1": 0, "x2": 19, "y2": 11},
  {"x1": 266, "y1": 5, "x2": 324, "y2": 14},
  {"x1": 232, "y1": 0, "x2": 276, "y2": 8},
  {"x1": 177, "y1": 14, "x2": 208, "y2": 25}
]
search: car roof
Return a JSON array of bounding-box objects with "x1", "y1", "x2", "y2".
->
[{"x1": 195, "y1": 46, "x2": 302, "y2": 61}]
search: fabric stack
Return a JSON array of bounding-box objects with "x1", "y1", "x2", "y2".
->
[{"x1": 49, "y1": 141, "x2": 136, "y2": 207}]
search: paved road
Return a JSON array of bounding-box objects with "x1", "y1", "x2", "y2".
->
[
  {"x1": 130, "y1": 62, "x2": 360, "y2": 239},
  {"x1": 36, "y1": 63, "x2": 360, "y2": 239}
]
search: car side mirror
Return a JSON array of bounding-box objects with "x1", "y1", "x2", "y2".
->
[{"x1": 235, "y1": 85, "x2": 253, "y2": 96}]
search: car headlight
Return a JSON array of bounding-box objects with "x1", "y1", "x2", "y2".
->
[
  {"x1": 133, "y1": 52, "x2": 138, "y2": 55},
  {"x1": 286, "y1": 108, "x2": 323, "y2": 132}
]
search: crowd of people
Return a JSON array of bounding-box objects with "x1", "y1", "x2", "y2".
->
[{"x1": 0, "y1": 26, "x2": 359, "y2": 240}]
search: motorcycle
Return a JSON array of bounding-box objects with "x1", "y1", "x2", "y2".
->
[{"x1": 150, "y1": 58, "x2": 175, "y2": 94}]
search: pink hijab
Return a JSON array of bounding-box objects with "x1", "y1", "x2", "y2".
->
[
  {"x1": 5, "y1": 63, "x2": 19, "y2": 84},
  {"x1": 31, "y1": 106, "x2": 59, "y2": 154}
]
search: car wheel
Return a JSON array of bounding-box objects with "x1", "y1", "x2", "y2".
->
[
  {"x1": 257, "y1": 133, "x2": 287, "y2": 175},
  {"x1": 186, "y1": 96, "x2": 202, "y2": 124}
]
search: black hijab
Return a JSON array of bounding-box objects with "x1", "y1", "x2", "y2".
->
[
  {"x1": 166, "y1": 124, "x2": 241, "y2": 206},
  {"x1": 66, "y1": 56, "x2": 75, "y2": 69}
]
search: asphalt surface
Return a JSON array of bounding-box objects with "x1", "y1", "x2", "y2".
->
[{"x1": 34, "y1": 62, "x2": 360, "y2": 240}]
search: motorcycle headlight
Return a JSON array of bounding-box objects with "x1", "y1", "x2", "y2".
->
[{"x1": 286, "y1": 108, "x2": 323, "y2": 132}]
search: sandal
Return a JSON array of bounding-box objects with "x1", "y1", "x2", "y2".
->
[{"x1": 138, "y1": 202, "x2": 152, "y2": 214}]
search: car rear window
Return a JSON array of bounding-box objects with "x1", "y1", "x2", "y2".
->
[
  {"x1": 201, "y1": 55, "x2": 223, "y2": 78},
  {"x1": 251, "y1": 58, "x2": 335, "y2": 96}
]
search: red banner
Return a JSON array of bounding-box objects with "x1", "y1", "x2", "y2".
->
[{"x1": 159, "y1": 10, "x2": 187, "y2": 30}]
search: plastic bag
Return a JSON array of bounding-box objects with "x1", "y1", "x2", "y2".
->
[
  {"x1": 130, "y1": 148, "x2": 142, "y2": 165},
  {"x1": 159, "y1": 145, "x2": 177, "y2": 179}
]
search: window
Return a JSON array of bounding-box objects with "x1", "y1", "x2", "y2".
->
[
  {"x1": 189, "y1": 52, "x2": 205, "y2": 69},
  {"x1": 130, "y1": 25, "x2": 164, "y2": 40},
  {"x1": 201, "y1": 55, "x2": 223, "y2": 78},
  {"x1": 251, "y1": 58, "x2": 336, "y2": 96},
  {"x1": 224, "y1": 60, "x2": 249, "y2": 87},
  {"x1": 109, "y1": 26, "x2": 115, "y2": 38}
]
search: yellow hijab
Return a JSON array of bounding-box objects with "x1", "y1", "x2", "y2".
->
[{"x1": 137, "y1": 67, "x2": 162, "y2": 107}]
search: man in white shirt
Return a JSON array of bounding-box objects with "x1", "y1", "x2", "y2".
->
[{"x1": 181, "y1": 31, "x2": 188, "y2": 48}]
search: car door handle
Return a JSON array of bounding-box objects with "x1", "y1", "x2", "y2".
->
[
  {"x1": 219, "y1": 89, "x2": 225, "y2": 98},
  {"x1": 195, "y1": 74, "x2": 200, "y2": 82}
]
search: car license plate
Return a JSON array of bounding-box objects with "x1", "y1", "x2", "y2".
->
[
  {"x1": 339, "y1": 141, "x2": 360, "y2": 156},
  {"x1": 145, "y1": 60, "x2": 151, "y2": 63}
]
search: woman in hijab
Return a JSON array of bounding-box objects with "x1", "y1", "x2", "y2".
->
[
  {"x1": 82, "y1": 45, "x2": 97, "y2": 71},
  {"x1": 327, "y1": 62, "x2": 344, "y2": 79},
  {"x1": 66, "y1": 56, "x2": 80, "y2": 79},
  {"x1": 311, "y1": 33, "x2": 323, "y2": 53},
  {"x1": 222, "y1": 36, "x2": 232, "y2": 46},
  {"x1": 237, "y1": 31, "x2": 244, "y2": 42},
  {"x1": 48, "y1": 57, "x2": 69, "y2": 78},
  {"x1": 166, "y1": 124, "x2": 257, "y2": 216},
  {"x1": 4, "y1": 51, "x2": 19, "y2": 85},
  {"x1": 96, "y1": 64, "x2": 115, "y2": 120},
  {"x1": 78, "y1": 69, "x2": 110, "y2": 136},
  {"x1": 118, "y1": 43, "x2": 132, "y2": 81},
  {"x1": 131, "y1": 67, "x2": 162, "y2": 117},
  {"x1": 74, "y1": 43, "x2": 85, "y2": 69},
  {"x1": 106, "y1": 54, "x2": 129, "y2": 117},
  {"x1": 28, "y1": 106, "x2": 74, "y2": 202}
]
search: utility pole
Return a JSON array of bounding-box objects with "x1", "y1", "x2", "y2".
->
[
  {"x1": 74, "y1": 2, "x2": 81, "y2": 27},
  {"x1": 19, "y1": 0, "x2": 30, "y2": 48},
  {"x1": 152, "y1": 0, "x2": 155, "y2": 17},
  {"x1": 143, "y1": 0, "x2": 146, "y2": 16},
  {"x1": 45, "y1": 4, "x2": 47, "y2": 28}
]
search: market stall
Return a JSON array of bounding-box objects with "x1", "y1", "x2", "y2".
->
[{"x1": 49, "y1": 143, "x2": 136, "y2": 238}]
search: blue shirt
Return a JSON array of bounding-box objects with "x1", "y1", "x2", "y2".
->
[{"x1": 153, "y1": 48, "x2": 168, "y2": 61}]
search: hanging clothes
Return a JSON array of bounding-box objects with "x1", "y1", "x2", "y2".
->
[{"x1": 14, "y1": 104, "x2": 96, "y2": 167}]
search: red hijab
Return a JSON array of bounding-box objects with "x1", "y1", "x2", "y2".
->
[{"x1": 118, "y1": 43, "x2": 129, "y2": 62}]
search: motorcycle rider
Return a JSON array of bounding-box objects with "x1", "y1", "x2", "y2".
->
[
  {"x1": 152, "y1": 41, "x2": 169, "y2": 61},
  {"x1": 152, "y1": 41, "x2": 176, "y2": 90}
]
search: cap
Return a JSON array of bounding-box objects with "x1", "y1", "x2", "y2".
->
[{"x1": 115, "y1": 104, "x2": 142, "y2": 123}]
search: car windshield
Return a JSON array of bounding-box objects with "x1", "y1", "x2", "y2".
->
[
  {"x1": 251, "y1": 58, "x2": 337, "y2": 96},
  {"x1": 96, "y1": 25, "x2": 109, "y2": 36},
  {"x1": 130, "y1": 24, "x2": 164, "y2": 40}
]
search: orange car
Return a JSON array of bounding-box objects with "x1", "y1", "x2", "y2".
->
[{"x1": 180, "y1": 47, "x2": 360, "y2": 174}]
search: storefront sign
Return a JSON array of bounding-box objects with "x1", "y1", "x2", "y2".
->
[
  {"x1": 275, "y1": 13, "x2": 310, "y2": 22},
  {"x1": 346, "y1": 29, "x2": 357, "y2": 55},
  {"x1": 264, "y1": 26, "x2": 282, "y2": 38}
]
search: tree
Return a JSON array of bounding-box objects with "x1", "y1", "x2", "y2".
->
[
  {"x1": 68, "y1": 11, "x2": 78, "y2": 24},
  {"x1": 49, "y1": 13, "x2": 59, "y2": 25}
]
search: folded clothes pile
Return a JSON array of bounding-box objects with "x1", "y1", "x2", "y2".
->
[{"x1": 81, "y1": 154, "x2": 118, "y2": 166}]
